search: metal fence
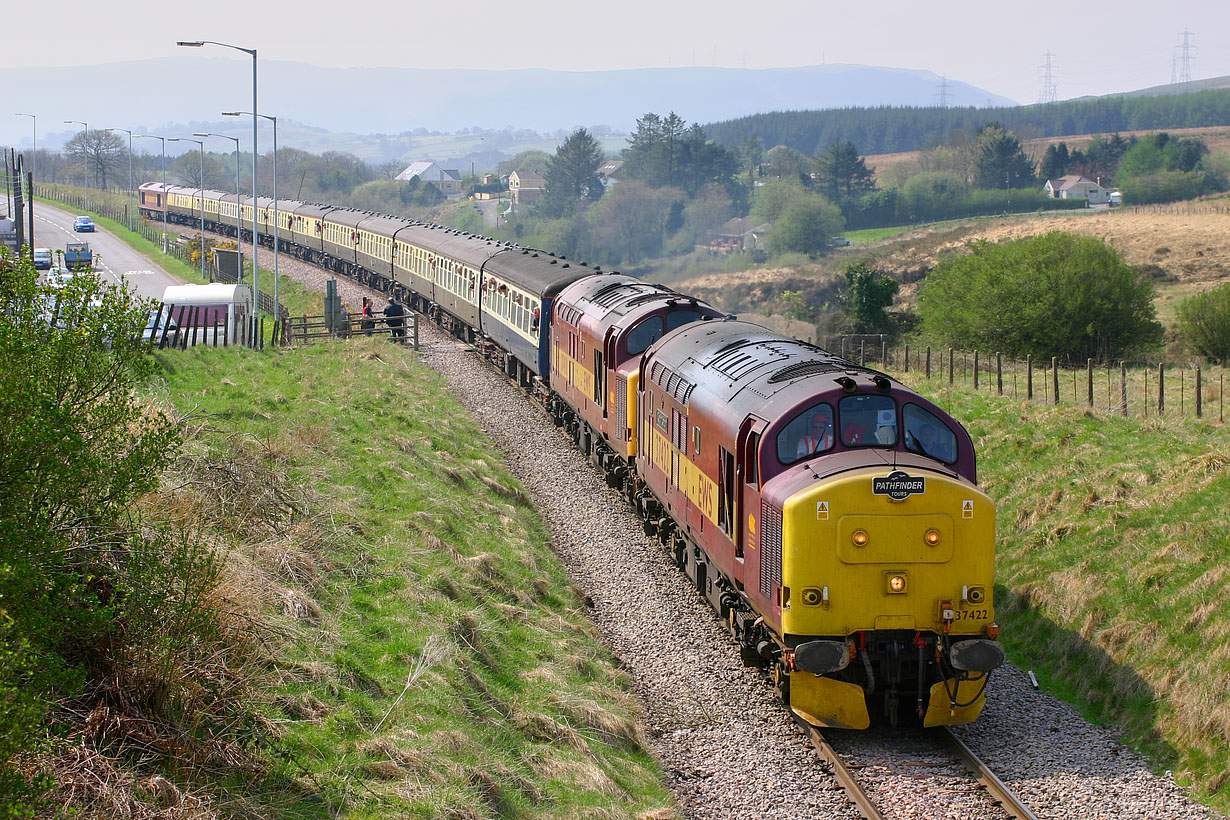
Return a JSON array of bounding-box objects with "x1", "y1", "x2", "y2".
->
[{"x1": 287, "y1": 312, "x2": 418, "y2": 348}]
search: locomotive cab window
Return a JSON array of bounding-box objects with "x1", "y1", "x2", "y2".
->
[
  {"x1": 839, "y1": 394, "x2": 897, "y2": 447},
  {"x1": 776, "y1": 403, "x2": 835, "y2": 465},
  {"x1": 626, "y1": 316, "x2": 664, "y2": 356},
  {"x1": 665, "y1": 309, "x2": 705, "y2": 332},
  {"x1": 903, "y1": 404, "x2": 958, "y2": 463}
]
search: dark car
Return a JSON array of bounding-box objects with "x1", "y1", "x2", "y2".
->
[
  {"x1": 73, "y1": 216, "x2": 95, "y2": 232},
  {"x1": 33, "y1": 248, "x2": 52, "y2": 270}
]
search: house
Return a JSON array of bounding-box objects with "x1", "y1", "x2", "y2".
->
[
  {"x1": 597, "y1": 159, "x2": 624, "y2": 188},
  {"x1": 396, "y1": 161, "x2": 464, "y2": 197},
  {"x1": 1044, "y1": 175, "x2": 1109, "y2": 205},
  {"x1": 705, "y1": 217, "x2": 770, "y2": 253},
  {"x1": 509, "y1": 170, "x2": 546, "y2": 205}
]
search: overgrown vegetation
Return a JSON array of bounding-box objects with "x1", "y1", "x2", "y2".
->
[
  {"x1": 917, "y1": 231, "x2": 1164, "y2": 360},
  {"x1": 0, "y1": 265, "x2": 674, "y2": 817},
  {"x1": 1177, "y1": 283, "x2": 1230, "y2": 363},
  {"x1": 902, "y1": 374, "x2": 1230, "y2": 813}
]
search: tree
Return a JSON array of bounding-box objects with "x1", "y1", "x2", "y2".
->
[
  {"x1": 764, "y1": 145, "x2": 813, "y2": 180},
  {"x1": 750, "y1": 177, "x2": 808, "y2": 224},
  {"x1": 63, "y1": 129, "x2": 126, "y2": 190},
  {"x1": 582, "y1": 181, "x2": 680, "y2": 264},
  {"x1": 1177, "y1": 283, "x2": 1230, "y2": 363},
  {"x1": 971, "y1": 124, "x2": 1036, "y2": 190},
  {"x1": 171, "y1": 152, "x2": 228, "y2": 189},
  {"x1": 682, "y1": 184, "x2": 734, "y2": 239},
  {"x1": 498, "y1": 150, "x2": 550, "y2": 177},
  {"x1": 917, "y1": 232, "x2": 1163, "y2": 360},
  {"x1": 765, "y1": 192, "x2": 844, "y2": 256},
  {"x1": 815, "y1": 141, "x2": 876, "y2": 205},
  {"x1": 622, "y1": 113, "x2": 738, "y2": 196},
  {"x1": 841, "y1": 262, "x2": 899, "y2": 333},
  {"x1": 1039, "y1": 143, "x2": 1071, "y2": 180},
  {"x1": 540, "y1": 128, "x2": 605, "y2": 217}
]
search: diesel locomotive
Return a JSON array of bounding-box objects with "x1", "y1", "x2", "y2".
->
[{"x1": 140, "y1": 181, "x2": 1004, "y2": 728}]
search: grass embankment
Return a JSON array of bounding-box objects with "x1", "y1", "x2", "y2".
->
[
  {"x1": 905, "y1": 373, "x2": 1230, "y2": 813},
  {"x1": 49, "y1": 340, "x2": 673, "y2": 818}
]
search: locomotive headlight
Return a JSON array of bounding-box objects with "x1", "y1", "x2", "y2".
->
[
  {"x1": 851, "y1": 529, "x2": 870, "y2": 547},
  {"x1": 801, "y1": 588, "x2": 822, "y2": 606},
  {"x1": 886, "y1": 573, "x2": 907, "y2": 594},
  {"x1": 924, "y1": 528, "x2": 942, "y2": 546},
  {"x1": 967, "y1": 586, "x2": 986, "y2": 604}
]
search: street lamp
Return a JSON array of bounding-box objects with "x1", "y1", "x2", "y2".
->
[
  {"x1": 195, "y1": 132, "x2": 243, "y2": 284},
  {"x1": 64, "y1": 119, "x2": 88, "y2": 211},
  {"x1": 13, "y1": 113, "x2": 35, "y2": 192},
  {"x1": 224, "y1": 110, "x2": 279, "y2": 329},
  {"x1": 178, "y1": 39, "x2": 259, "y2": 321},
  {"x1": 169, "y1": 137, "x2": 206, "y2": 280},
  {"x1": 105, "y1": 127, "x2": 134, "y2": 230},
  {"x1": 134, "y1": 134, "x2": 168, "y2": 253}
]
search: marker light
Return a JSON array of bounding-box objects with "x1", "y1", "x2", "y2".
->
[
  {"x1": 925, "y1": 529, "x2": 942, "y2": 546},
  {"x1": 887, "y1": 574, "x2": 907, "y2": 594},
  {"x1": 852, "y1": 529, "x2": 869, "y2": 547}
]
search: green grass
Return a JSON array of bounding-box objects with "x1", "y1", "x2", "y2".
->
[
  {"x1": 902, "y1": 372, "x2": 1230, "y2": 811},
  {"x1": 137, "y1": 340, "x2": 674, "y2": 818}
]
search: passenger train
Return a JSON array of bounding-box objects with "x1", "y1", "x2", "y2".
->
[{"x1": 139, "y1": 181, "x2": 1004, "y2": 729}]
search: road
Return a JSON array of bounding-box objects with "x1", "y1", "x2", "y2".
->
[{"x1": 32, "y1": 202, "x2": 182, "y2": 300}]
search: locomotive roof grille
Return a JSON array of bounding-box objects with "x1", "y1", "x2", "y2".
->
[{"x1": 766, "y1": 360, "x2": 850, "y2": 384}]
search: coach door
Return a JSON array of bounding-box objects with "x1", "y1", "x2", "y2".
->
[{"x1": 737, "y1": 417, "x2": 767, "y2": 587}]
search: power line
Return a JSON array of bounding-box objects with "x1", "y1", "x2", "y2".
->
[
  {"x1": 1038, "y1": 51, "x2": 1059, "y2": 104},
  {"x1": 936, "y1": 76, "x2": 951, "y2": 108},
  {"x1": 1172, "y1": 29, "x2": 1196, "y2": 85}
]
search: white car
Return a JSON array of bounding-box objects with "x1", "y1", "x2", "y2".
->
[{"x1": 45, "y1": 269, "x2": 75, "y2": 288}]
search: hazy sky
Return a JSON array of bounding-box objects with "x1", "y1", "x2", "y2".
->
[{"x1": 8, "y1": 0, "x2": 1230, "y2": 105}]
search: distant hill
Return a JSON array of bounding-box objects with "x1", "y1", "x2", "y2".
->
[
  {"x1": 704, "y1": 87, "x2": 1230, "y2": 157},
  {"x1": 5, "y1": 58, "x2": 1013, "y2": 161}
]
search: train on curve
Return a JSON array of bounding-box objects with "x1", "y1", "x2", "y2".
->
[{"x1": 139, "y1": 181, "x2": 1004, "y2": 729}]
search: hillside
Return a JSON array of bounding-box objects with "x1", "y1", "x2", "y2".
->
[
  {"x1": 865, "y1": 124, "x2": 1230, "y2": 185},
  {"x1": 666, "y1": 197, "x2": 1230, "y2": 330}
]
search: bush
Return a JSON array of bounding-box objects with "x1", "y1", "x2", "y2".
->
[
  {"x1": 1176, "y1": 283, "x2": 1230, "y2": 363},
  {"x1": 1119, "y1": 170, "x2": 1206, "y2": 204},
  {"x1": 917, "y1": 232, "x2": 1163, "y2": 360}
]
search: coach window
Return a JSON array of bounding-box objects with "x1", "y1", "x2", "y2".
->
[
  {"x1": 838, "y1": 394, "x2": 897, "y2": 447},
  {"x1": 626, "y1": 316, "x2": 664, "y2": 356}
]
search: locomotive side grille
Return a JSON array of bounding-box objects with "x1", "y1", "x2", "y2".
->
[
  {"x1": 615, "y1": 376, "x2": 627, "y2": 438},
  {"x1": 761, "y1": 501, "x2": 783, "y2": 597}
]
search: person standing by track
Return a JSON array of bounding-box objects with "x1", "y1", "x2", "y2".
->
[{"x1": 382, "y1": 297, "x2": 407, "y2": 342}]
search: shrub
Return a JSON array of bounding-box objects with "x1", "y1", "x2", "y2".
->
[
  {"x1": 1176, "y1": 283, "x2": 1230, "y2": 363},
  {"x1": 917, "y1": 232, "x2": 1163, "y2": 360}
]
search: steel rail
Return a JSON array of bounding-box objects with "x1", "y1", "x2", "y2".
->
[
  {"x1": 939, "y1": 727, "x2": 1041, "y2": 820},
  {"x1": 798, "y1": 720, "x2": 884, "y2": 820}
]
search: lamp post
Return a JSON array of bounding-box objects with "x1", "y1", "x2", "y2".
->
[
  {"x1": 105, "y1": 127, "x2": 134, "y2": 230},
  {"x1": 14, "y1": 113, "x2": 35, "y2": 193},
  {"x1": 169, "y1": 137, "x2": 206, "y2": 280},
  {"x1": 134, "y1": 134, "x2": 168, "y2": 253},
  {"x1": 178, "y1": 40, "x2": 258, "y2": 321},
  {"x1": 224, "y1": 110, "x2": 279, "y2": 330},
  {"x1": 195, "y1": 132, "x2": 242, "y2": 284},
  {"x1": 64, "y1": 119, "x2": 88, "y2": 211}
]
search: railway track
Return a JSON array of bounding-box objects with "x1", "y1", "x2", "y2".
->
[{"x1": 802, "y1": 719, "x2": 1042, "y2": 820}]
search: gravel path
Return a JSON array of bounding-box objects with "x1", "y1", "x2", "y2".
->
[{"x1": 245, "y1": 245, "x2": 1221, "y2": 820}]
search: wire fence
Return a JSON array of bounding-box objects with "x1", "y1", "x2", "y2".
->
[{"x1": 824, "y1": 335, "x2": 1227, "y2": 424}]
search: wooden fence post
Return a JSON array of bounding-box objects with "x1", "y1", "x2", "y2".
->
[
  {"x1": 973, "y1": 351, "x2": 979, "y2": 389},
  {"x1": 860, "y1": 339, "x2": 865, "y2": 366},
  {"x1": 881, "y1": 336, "x2": 886, "y2": 365},
  {"x1": 904, "y1": 344, "x2": 910, "y2": 373},
  {"x1": 996, "y1": 352, "x2": 1003, "y2": 395},
  {"x1": 1196, "y1": 366, "x2": 1202, "y2": 418},
  {"x1": 949, "y1": 348, "x2": 954, "y2": 385},
  {"x1": 1087, "y1": 359, "x2": 1094, "y2": 407},
  {"x1": 1051, "y1": 357, "x2": 1059, "y2": 404},
  {"x1": 1144, "y1": 367, "x2": 1149, "y2": 418},
  {"x1": 926, "y1": 347, "x2": 932, "y2": 378},
  {"x1": 1027, "y1": 354, "x2": 1033, "y2": 400},
  {"x1": 1157, "y1": 363, "x2": 1165, "y2": 415},
  {"x1": 1120, "y1": 362, "x2": 1127, "y2": 416}
]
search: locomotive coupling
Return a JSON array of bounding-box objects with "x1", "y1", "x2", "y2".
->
[
  {"x1": 949, "y1": 639, "x2": 1006, "y2": 672},
  {"x1": 793, "y1": 640, "x2": 853, "y2": 675}
]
